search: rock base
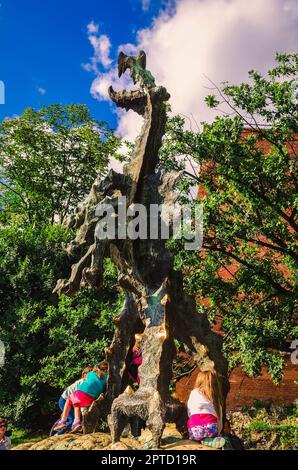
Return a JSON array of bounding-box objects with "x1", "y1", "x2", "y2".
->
[{"x1": 13, "y1": 424, "x2": 217, "y2": 451}]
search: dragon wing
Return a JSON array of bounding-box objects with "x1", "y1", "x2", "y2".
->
[
  {"x1": 118, "y1": 51, "x2": 130, "y2": 78},
  {"x1": 139, "y1": 50, "x2": 146, "y2": 69}
]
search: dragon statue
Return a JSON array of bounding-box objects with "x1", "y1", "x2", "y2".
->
[{"x1": 54, "y1": 50, "x2": 229, "y2": 448}]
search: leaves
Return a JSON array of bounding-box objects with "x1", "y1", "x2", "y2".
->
[
  {"x1": 161, "y1": 53, "x2": 298, "y2": 382},
  {"x1": 0, "y1": 104, "x2": 121, "y2": 224},
  {"x1": 0, "y1": 104, "x2": 122, "y2": 428},
  {"x1": 0, "y1": 221, "x2": 120, "y2": 426}
]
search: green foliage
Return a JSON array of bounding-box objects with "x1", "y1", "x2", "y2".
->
[
  {"x1": 247, "y1": 420, "x2": 298, "y2": 450},
  {"x1": 0, "y1": 104, "x2": 122, "y2": 429},
  {"x1": 205, "y1": 95, "x2": 220, "y2": 108},
  {"x1": 160, "y1": 53, "x2": 298, "y2": 382},
  {"x1": 228, "y1": 403, "x2": 298, "y2": 449},
  {"x1": 0, "y1": 104, "x2": 120, "y2": 224},
  {"x1": 10, "y1": 428, "x2": 48, "y2": 449},
  {"x1": 0, "y1": 220, "x2": 120, "y2": 426}
]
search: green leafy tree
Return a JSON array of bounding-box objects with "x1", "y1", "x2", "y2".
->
[
  {"x1": 161, "y1": 53, "x2": 298, "y2": 382},
  {"x1": 0, "y1": 104, "x2": 120, "y2": 224},
  {"x1": 0, "y1": 104, "x2": 121, "y2": 427},
  {"x1": 0, "y1": 223, "x2": 119, "y2": 425}
]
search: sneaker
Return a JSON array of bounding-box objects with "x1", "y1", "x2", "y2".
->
[
  {"x1": 53, "y1": 420, "x2": 67, "y2": 432},
  {"x1": 70, "y1": 421, "x2": 83, "y2": 433},
  {"x1": 203, "y1": 437, "x2": 226, "y2": 449}
]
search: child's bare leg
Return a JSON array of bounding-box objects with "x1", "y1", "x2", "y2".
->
[
  {"x1": 74, "y1": 406, "x2": 81, "y2": 422},
  {"x1": 53, "y1": 399, "x2": 72, "y2": 431},
  {"x1": 70, "y1": 406, "x2": 83, "y2": 433},
  {"x1": 61, "y1": 399, "x2": 72, "y2": 421}
]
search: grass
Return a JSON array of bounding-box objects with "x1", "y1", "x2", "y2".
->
[{"x1": 10, "y1": 428, "x2": 48, "y2": 448}]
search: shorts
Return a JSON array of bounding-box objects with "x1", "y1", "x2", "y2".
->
[
  {"x1": 67, "y1": 390, "x2": 95, "y2": 408},
  {"x1": 188, "y1": 422, "x2": 218, "y2": 441}
]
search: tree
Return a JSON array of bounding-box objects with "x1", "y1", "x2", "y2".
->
[
  {"x1": 0, "y1": 104, "x2": 120, "y2": 224},
  {"x1": 160, "y1": 53, "x2": 298, "y2": 382},
  {"x1": 0, "y1": 104, "x2": 121, "y2": 427},
  {"x1": 0, "y1": 223, "x2": 119, "y2": 426}
]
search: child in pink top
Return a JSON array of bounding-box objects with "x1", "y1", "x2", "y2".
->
[
  {"x1": 127, "y1": 334, "x2": 142, "y2": 385},
  {"x1": 187, "y1": 368, "x2": 225, "y2": 449}
]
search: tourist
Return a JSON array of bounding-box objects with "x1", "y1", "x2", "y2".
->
[
  {"x1": 0, "y1": 418, "x2": 11, "y2": 450},
  {"x1": 53, "y1": 366, "x2": 108, "y2": 434},
  {"x1": 55, "y1": 366, "x2": 92, "y2": 435},
  {"x1": 127, "y1": 334, "x2": 143, "y2": 385},
  {"x1": 97, "y1": 361, "x2": 109, "y2": 377},
  {"x1": 187, "y1": 368, "x2": 226, "y2": 449}
]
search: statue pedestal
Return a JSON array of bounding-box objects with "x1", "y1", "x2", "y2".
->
[{"x1": 110, "y1": 387, "x2": 188, "y2": 447}]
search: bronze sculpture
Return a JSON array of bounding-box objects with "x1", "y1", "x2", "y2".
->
[{"x1": 54, "y1": 50, "x2": 229, "y2": 448}]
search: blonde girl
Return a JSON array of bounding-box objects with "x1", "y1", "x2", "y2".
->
[{"x1": 187, "y1": 368, "x2": 225, "y2": 448}]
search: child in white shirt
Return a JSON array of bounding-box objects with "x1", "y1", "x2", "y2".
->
[{"x1": 187, "y1": 368, "x2": 225, "y2": 449}]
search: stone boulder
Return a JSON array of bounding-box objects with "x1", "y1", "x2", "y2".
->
[{"x1": 13, "y1": 424, "x2": 217, "y2": 451}]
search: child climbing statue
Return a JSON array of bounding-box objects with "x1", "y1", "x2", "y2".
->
[
  {"x1": 55, "y1": 366, "x2": 92, "y2": 435},
  {"x1": 53, "y1": 365, "x2": 108, "y2": 434},
  {"x1": 187, "y1": 368, "x2": 226, "y2": 449},
  {"x1": 127, "y1": 334, "x2": 143, "y2": 385}
]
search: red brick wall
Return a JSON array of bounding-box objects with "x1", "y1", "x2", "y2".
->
[{"x1": 176, "y1": 356, "x2": 298, "y2": 409}]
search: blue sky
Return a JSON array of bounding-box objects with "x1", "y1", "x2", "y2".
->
[
  {"x1": 0, "y1": 0, "x2": 297, "y2": 138},
  {"x1": 0, "y1": 0, "x2": 164, "y2": 128}
]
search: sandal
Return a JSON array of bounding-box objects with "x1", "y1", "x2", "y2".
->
[
  {"x1": 70, "y1": 421, "x2": 83, "y2": 433},
  {"x1": 53, "y1": 420, "x2": 67, "y2": 432}
]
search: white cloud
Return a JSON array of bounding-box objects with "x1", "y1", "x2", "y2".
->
[
  {"x1": 85, "y1": 0, "x2": 298, "y2": 143},
  {"x1": 37, "y1": 87, "x2": 46, "y2": 95},
  {"x1": 87, "y1": 20, "x2": 99, "y2": 34},
  {"x1": 116, "y1": 108, "x2": 144, "y2": 140},
  {"x1": 90, "y1": 67, "x2": 136, "y2": 102},
  {"x1": 83, "y1": 22, "x2": 112, "y2": 73}
]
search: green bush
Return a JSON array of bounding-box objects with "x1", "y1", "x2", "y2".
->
[
  {"x1": 0, "y1": 104, "x2": 122, "y2": 430},
  {"x1": 0, "y1": 219, "x2": 121, "y2": 428}
]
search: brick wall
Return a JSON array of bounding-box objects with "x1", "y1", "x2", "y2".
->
[{"x1": 176, "y1": 356, "x2": 298, "y2": 409}]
